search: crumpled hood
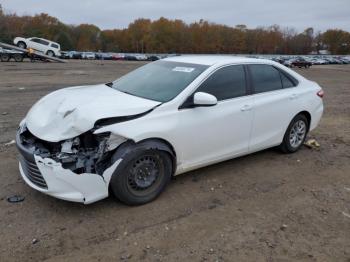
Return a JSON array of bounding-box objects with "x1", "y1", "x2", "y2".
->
[{"x1": 26, "y1": 84, "x2": 161, "y2": 142}]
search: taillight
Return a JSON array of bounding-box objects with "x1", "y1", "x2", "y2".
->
[{"x1": 317, "y1": 90, "x2": 324, "y2": 98}]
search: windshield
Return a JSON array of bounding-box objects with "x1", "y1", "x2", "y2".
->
[{"x1": 112, "y1": 60, "x2": 208, "y2": 102}]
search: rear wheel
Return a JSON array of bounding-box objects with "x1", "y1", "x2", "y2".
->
[
  {"x1": 280, "y1": 114, "x2": 309, "y2": 153},
  {"x1": 0, "y1": 53, "x2": 10, "y2": 62},
  {"x1": 13, "y1": 54, "x2": 23, "y2": 62},
  {"x1": 110, "y1": 148, "x2": 172, "y2": 205},
  {"x1": 17, "y1": 41, "x2": 26, "y2": 49},
  {"x1": 47, "y1": 50, "x2": 55, "y2": 57}
]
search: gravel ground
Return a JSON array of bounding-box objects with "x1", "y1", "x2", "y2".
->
[{"x1": 0, "y1": 60, "x2": 349, "y2": 262}]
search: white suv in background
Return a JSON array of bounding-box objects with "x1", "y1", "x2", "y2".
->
[{"x1": 13, "y1": 37, "x2": 61, "y2": 57}]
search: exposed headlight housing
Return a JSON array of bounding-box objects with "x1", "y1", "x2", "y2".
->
[{"x1": 18, "y1": 118, "x2": 27, "y2": 134}]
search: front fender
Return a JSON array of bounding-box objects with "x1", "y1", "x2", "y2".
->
[
  {"x1": 94, "y1": 110, "x2": 178, "y2": 145},
  {"x1": 94, "y1": 110, "x2": 182, "y2": 172},
  {"x1": 14, "y1": 37, "x2": 26, "y2": 45}
]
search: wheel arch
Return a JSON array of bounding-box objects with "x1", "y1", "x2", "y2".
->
[
  {"x1": 135, "y1": 137, "x2": 177, "y2": 176},
  {"x1": 111, "y1": 137, "x2": 177, "y2": 176},
  {"x1": 297, "y1": 111, "x2": 311, "y2": 131},
  {"x1": 17, "y1": 40, "x2": 27, "y2": 47}
]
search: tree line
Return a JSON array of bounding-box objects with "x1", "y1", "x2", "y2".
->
[{"x1": 1, "y1": 5, "x2": 349, "y2": 54}]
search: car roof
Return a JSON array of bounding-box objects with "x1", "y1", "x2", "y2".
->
[
  {"x1": 36, "y1": 37, "x2": 59, "y2": 44},
  {"x1": 163, "y1": 55, "x2": 273, "y2": 66}
]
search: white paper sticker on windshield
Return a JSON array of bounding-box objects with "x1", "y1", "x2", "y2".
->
[{"x1": 172, "y1": 67, "x2": 195, "y2": 73}]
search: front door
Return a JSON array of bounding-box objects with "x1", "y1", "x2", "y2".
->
[{"x1": 176, "y1": 65, "x2": 254, "y2": 170}]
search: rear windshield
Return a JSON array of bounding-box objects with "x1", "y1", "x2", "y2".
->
[{"x1": 112, "y1": 61, "x2": 208, "y2": 102}]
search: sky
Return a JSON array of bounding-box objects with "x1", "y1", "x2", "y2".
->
[{"x1": 1, "y1": 0, "x2": 350, "y2": 32}]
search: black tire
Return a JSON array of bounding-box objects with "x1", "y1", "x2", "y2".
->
[
  {"x1": 0, "y1": 53, "x2": 10, "y2": 62},
  {"x1": 17, "y1": 41, "x2": 26, "y2": 49},
  {"x1": 47, "y1": 50, "x2": 55, "y2": 57},
  {"x1": 13, "y1": 54, "x2": 23, "y2": 62},
  {"x1": 280, "y1": 114, "x2": 309, "y2": 153},
  {"x1": 110, "y1": 147, "x2": 172, "y2": 205}
]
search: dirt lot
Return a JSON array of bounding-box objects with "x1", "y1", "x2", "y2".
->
[{"x1": 0, "y1": 60, "x2": 349, "y2": 262}]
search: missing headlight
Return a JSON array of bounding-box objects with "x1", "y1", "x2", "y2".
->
[
  {"x1": 56, "y1": 131, "x2": 116, "y2": 174},
  {"x1": 18, "y1": 129, "x2": 126, "y2": 175}
]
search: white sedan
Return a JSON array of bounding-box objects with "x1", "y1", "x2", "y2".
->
[{"x1": 16, "y1": 56, "x2": 324, "y2": 205}]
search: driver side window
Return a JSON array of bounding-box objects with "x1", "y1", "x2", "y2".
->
[{"x1": 196, "y1": 65, "x2": 247, "y2": 101}]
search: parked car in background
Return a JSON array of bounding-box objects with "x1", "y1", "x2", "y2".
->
[
  {"x1": 282, "y1": 59, "x2": 295, "y2": 67},
  {"x1": 111, "y1": 53, "x2": 125, "y2": 60},
  {"x1": 94, "y1": 52, "x2": 113, "y2": 60},
  {"x1": 101, "y1": 53, "x2": 113, "y2": 60},
  {"x1": 271, "y1": 57, "x2": 284, "y2": 64},
  {"x1": 148, "y1": 55, "x2": 162, "y2": 61},
  {"x1": 291, "y1": 58, "x2": 312, "y2": 68},
  {"x1": 339, "y1": 57, "x2": 350, "y2": 64},
  {"x1": 59, "y1": 51, "x2": 70, "y2": 59},
  {"x1": 13, "y1": 37, "x2": 61, "y2": 57},
  {"x1": 310, "y1": 58, "x2": 327, "y2": 65},
  {"x1": 124, "y1": 53, "x2": 148, "y2": 61},
  {"x1": 16, "y1": 56, "x2": 323, "y2": 205},
  {"x1": 64, "y1": 51, "x2": 75, "y2": 59},
  {"x1": 135, "y1": 54, "x2": 148, "y2": 61},
  {"x1": 124, "y1": 54, "x2": 137, "y2": 61},
  {"x1": 66, "y1": 51, "x2": 83, "y2": 59},
  {"x1": 82, "y1": 52, "x2": 96, "y2": 60}
]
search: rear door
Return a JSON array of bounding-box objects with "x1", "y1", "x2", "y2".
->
[
  {"x1": 27, "y1": 38, "x2": 41, "y2": 51},
  {"x1": 177, "y1": 65, "x2": 254, "y2": 169},
  {"x1": 29, "y1": 38, "x2": 49, "y2": 53},
  {"x1": 247, "y1": 64, "x2": 301, "y2": 152},
  {"x1": 37, "y1": 39, "x2": 50, "y2": 53}
]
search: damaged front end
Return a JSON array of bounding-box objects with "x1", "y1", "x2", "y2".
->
[
  {"x1": 19, "y1": 125, "x2": 125, "y2": 175},
  {"x1": 16, "y1": 121, "x2": 126, "y2": 203}
]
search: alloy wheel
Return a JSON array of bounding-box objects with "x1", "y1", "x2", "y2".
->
[{"x1": 289, "y1": 120, "x2": 306, "y2": 148}]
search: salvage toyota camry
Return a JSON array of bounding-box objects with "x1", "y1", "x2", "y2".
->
[{"x1": 16, "y1": 56, "x2": 324, "y2": 205}]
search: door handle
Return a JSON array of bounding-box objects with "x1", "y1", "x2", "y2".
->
[
  {"x1": 289, "y1": 94, "x2": 298, "y2": 100},
  {"x1": 240, "y1": 104, "x2": 252, "y2": 112}
]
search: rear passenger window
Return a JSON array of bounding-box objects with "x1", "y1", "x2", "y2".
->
[
  {"x1": 249, "y1": 64, "x2": 283, "y2": 93},
  {"x1": 39, "y1": 39, "x2": 49, "y2": 46},
  {"x1": 280, "y1": 73, "x2": 295, "y2": 88},
  {"x1": 197, "y1": 65, "x2": 246, "y2": 101},
  {"x1": 51, "y1": 43, "x2": 59, "y2": 48}
]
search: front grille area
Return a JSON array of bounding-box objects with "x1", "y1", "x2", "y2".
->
[{"x1": 19, "y1": 155, "x2": 48, "y2": 189}]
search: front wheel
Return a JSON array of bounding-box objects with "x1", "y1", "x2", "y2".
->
[
  {"x1": 110, "y1": 148, "x2": 172, "y2": 205},
  {"x1": 280, "y1": 114, "x2": 309, "y2": 153},
  {"x1": 17, "y1": 41, "x2": 26, "y2": 49}
]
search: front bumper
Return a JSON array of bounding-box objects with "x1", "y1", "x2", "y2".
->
[{"x1": 16, "y1": 130, "x2": 120, "y2": 204}]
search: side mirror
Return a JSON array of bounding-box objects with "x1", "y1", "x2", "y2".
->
[{"x1": 193, "y1": 92, "x2": 217, "y2": 107}]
